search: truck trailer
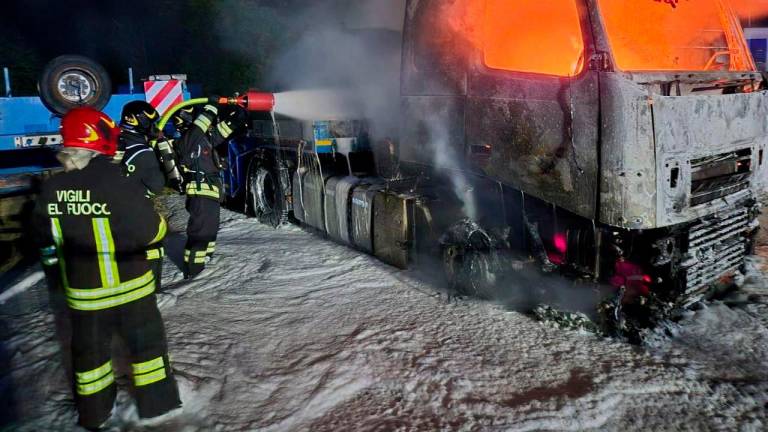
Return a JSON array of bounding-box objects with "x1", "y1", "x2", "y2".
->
[{"x1": 0, "y1": 55, "x2": 188, "y2": 272}]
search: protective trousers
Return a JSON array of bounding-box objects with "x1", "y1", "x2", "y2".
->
[
  {"x1": 147, "y1": 244, "x2": 165, "y2": 292},
  {"x1": 71, "y1": 296, "x2": 180, "y2": 429},
  {"x1": 184, "y1": 196, "x2": 220, "y2": 278}
]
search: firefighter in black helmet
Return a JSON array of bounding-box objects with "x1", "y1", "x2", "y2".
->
[
  {"x1": 118, "y1": 101, "x2": 165, "y2": 196},
  {"x1": 176, "y1": 104, "x2": 248, "y2": 278},
  {"x1": 172, "y1": 106, "x2": 197, "y2": 134},
  {"x1": 118, "y1": 100, "x2": 167, "y2": 286},
  {"x1": 32, "y1": 108, "x2": 181, "y2": 430}
]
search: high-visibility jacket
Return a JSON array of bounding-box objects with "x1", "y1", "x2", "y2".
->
[
  {"x1": 175, "y1": 105, "x2": 230, "y2": 201},
  {"x1": 32, "y1": 156, "x2": 167, "y2": 312}
]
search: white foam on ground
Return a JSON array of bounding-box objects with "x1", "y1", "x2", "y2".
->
[
  {"x1": 1, "y1": 197, "x2": 767, "y2": 430},
  {"x1": 0, "y1": 270, "x2": 45, "y2": 304}
]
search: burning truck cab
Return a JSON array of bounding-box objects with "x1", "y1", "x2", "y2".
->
[
  {"x1": 224, "y1": 0, "x2": 767, "y2": 335},
  {"x1": 396, "y1": 0, "x2": 767, "y2": 317}
]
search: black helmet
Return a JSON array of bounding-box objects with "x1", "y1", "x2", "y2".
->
[
  {"x1": 120, "y1": 101, "x2": 159, "y2": 136},
  {"x1": 217, "y1": 105, "x2": 249, "y2": 137},
  {"x1": 172, "y1": 105, "x2": 197, "y2": 133}
]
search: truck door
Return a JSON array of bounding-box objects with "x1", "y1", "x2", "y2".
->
[{"x1": 465, "y1": 0, "x2": 601, "y2": 220}]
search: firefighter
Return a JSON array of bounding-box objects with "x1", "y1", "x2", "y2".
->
[
  {"x1": 176, "y1": 104, "x2": 248, "y2": 278},
  {"x1": 118, "y1": 101, "x2": 167, "y2": 285},
  {"x1": 118, "y1": 101, "x2": 165, "y2": 196},
  {"x1": 171, "y1": 105, "x2": 197, "y2": 136},
  {"x1": 32, "y1": 108, "x2": 181, "y2": 430}
]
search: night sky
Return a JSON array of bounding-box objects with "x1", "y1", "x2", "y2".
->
[
  {"x1": 0, "y1": 0, "x2": 303, "y2": 95},
  {"x1": 2, "y1": 0, "x2": 768, "y2": 97}
]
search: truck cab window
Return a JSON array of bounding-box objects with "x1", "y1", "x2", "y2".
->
[
  {"x1": 482, "y1": 0, "x2": 585, "y2": 77},
  {"x1": 598, "y1": 0, "x2": 755, "y2": 72}
]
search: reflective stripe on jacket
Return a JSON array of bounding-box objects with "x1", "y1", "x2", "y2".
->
[{"x1": 32, "y1": 157, "x2": 168, "y2": 312}]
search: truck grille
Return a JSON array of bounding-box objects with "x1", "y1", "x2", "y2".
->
[
  {"x1": 689, "y1": 149, "x2": 751, "y2": 207},
  {"x1": 681, "y1": 205, "x2": 752, "y2": 305}
]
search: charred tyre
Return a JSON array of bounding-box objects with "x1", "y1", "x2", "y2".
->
[
  {"x1": 38, "y1": 55, "x2": 112, "y2": 115},
  {"x1": 247, "y1": 160, "x2": 289, "y2": 227},
  {"x1": 441, "y1": 219, "x2": 504, "y2": 300}
]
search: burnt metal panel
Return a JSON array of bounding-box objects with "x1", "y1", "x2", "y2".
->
[
  {"x1": 324, "y1": 177, "x2": 342, "y2": 241},
  {"x1": 599, "y1": 74, "x2": 768, "y2": 229},
  {"x1": 599, "y1": 74, "x2": 658, "y2": 229},
  {"x1": 652, "y1": 90, "x2": 768, "y2": 227},
  {"x1": 336, "y1": 176, "x2": 360, "y2": 244},
  {"x1": 351, "y1": 181, "x2": 384, "y2": 253},
  {"x1": 373, "y1": 191, "x2": 415, "y2": 269},
  {"x1": 301, "y1": 167, "x2": 327, "y2": 232},
  {"x1": 401, "y1": 0, "x2": 468, "y2": 96},
  {"x1": 465, "y1": 71, "x2": 599, "y2": 219}
]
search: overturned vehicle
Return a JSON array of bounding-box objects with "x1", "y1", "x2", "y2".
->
[{"x1": 229, "y1": 0, "x2": 767, "y2": 337}]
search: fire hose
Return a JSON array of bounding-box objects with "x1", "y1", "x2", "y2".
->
[
  {"x1": 152, "y1": 91, "x2": 275, "y2": 192},
  {"x1": 157, "y1": 90, "x2": 275, "y2": 130}
]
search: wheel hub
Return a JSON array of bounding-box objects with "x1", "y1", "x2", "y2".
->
[{"x1": 57, "y1": 71, "x2": 94, "y2": 102}]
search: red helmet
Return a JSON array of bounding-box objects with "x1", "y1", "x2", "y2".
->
[{"x1": 60, "y1": 107, "x2": 119, "y2": 156}]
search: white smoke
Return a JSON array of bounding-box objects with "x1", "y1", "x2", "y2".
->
[
  {"x1": 215, "y1": 0, "x2": 405, "y2": 138},
  {"x1": 216, "y1": 0, "x2": 480, "y2": 218},
  {"x1": 423, "y1": 112, "x2": 479, "y2": 220}
]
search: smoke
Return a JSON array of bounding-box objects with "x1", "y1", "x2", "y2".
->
[
  {"x1": 421, "y1": 110, "x2": 479, "y2": 221},
  {"x1": 215, "y1": 0, "x2": 405, "y2": 138},
  {"x1": 268, "y1": 25, "x2": 401, "y2": 138},
  {"x1": 214, "y1": 0, "x2": 612, "y2": 320}
]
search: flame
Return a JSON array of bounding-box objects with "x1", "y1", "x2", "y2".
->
[
  {"x1": 434, "y1": 0, "x2": 585, "y2": 76},
  {"x1": 435, "y1": 0, "x2": 757, "y2": 74},
  {"x1": 483, "y1": 0, "x2": 585, "y2": 76},
  {"x1": 731, "y1": 0, "x2": 768, "y2": 21},
  {"x1": 598, "y1": 0, "x2": 755, "y2": 71}
]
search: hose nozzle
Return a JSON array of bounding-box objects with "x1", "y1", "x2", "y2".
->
[{"x1": 216, "y1": 90, "x2": 275, "y2": 112}]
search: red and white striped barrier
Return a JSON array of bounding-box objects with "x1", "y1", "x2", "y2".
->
[{"x1": 143, "y1": 80, "x2": 184, "y2": 116}]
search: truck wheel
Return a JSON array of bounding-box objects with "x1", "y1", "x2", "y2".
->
[
  {"x1": 441, "y1": 220, "x2": 501, "y2": 299},
  {"x1": 38, "y1": 55, "x2": 112, "y2": 116},
  {"x1": 248, "y1": 164, "x2": 288, "y2": 227},
  {"x1": 443, "y1": 246, "x2": 499, "y2": 300}
]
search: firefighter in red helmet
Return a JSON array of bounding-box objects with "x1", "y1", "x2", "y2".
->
[{"x1": 32, "y1": 108, "x2": 181, "y2": 430}]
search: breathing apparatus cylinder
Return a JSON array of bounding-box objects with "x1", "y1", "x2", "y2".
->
[{"x1": 156, "y1": 138, "x2": 184, "y2": 192}]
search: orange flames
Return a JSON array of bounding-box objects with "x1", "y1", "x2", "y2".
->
[
  {"x1": 599, "y1": 0, "x2": 754, "y2": 71},
  {"x1": 438, "y1": 0, "x2": 759, "y2": 75},
  {"x1": 731, "y1": 0, "x2": 768, "y2": 22},
  {"x1": 483, "y1": 0, "x2": 585, "y2": 76}
]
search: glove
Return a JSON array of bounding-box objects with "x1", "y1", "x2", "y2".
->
[
  {"x1": 216, "y1": 105, "x2": 248, "y2": 138},
  {"x1": 203, "y1": 104, "x2": 218, "y2": 116},
  {"x1": 193, "y1": 105, "x2": 219, "y2": 132}
]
